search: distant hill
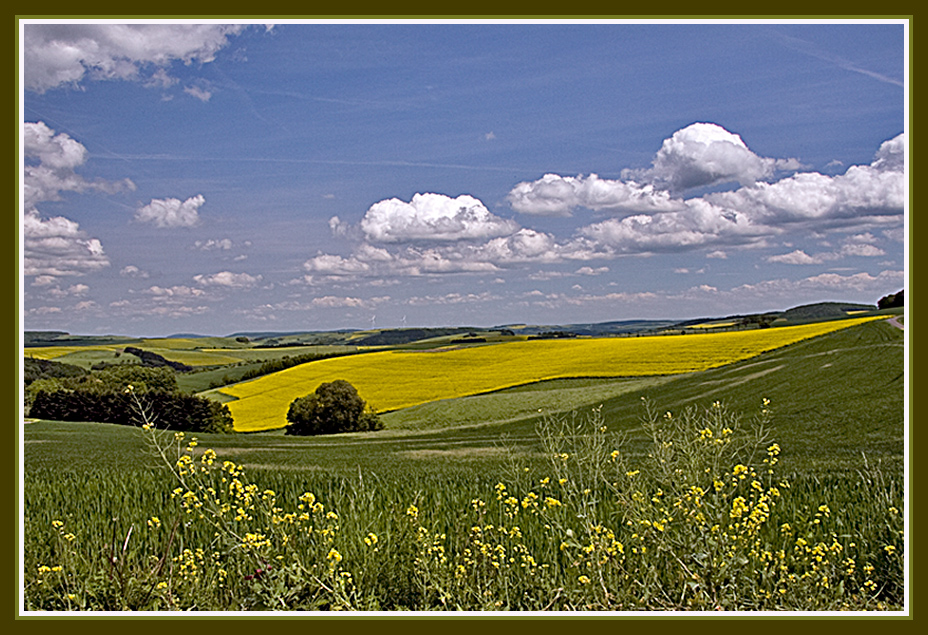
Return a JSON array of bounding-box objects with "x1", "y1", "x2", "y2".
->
[
  {"x1": 23, "y1": 332, "x2": 139, "y2": 348},
  {"x1": 25, "y1": 298, "x2": 889, "y2": 350},
  {"x1": 781, "y1": 301, "x2": 875, "y2": 322}
]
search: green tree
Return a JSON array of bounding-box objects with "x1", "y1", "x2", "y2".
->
[{"x1": 285, "y1": 380, "x2": 382, "y2": 436}]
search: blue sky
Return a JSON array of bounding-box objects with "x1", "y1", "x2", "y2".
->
[{"x1": 20, "y1": 20, "x2": 906, "y2": 336}]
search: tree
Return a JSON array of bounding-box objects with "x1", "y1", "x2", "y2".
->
[
  {"x1": 285, "y1": 380, "x2": 382, "y2": 436},
  {"x1": 878, "y1": 289, "x2": 904, "y2": 309}
]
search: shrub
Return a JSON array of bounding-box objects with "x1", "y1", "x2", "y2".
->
[{"x1": 285, "y1": 380, "x2": 382, "y2": 436}]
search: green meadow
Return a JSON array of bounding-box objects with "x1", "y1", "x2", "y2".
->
[{"x1": 21, "y1": 318, "x2": 905, "y2": 611}]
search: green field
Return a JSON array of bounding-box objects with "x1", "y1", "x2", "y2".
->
[{"x1": 21, "y1": 319, "x2": 906, "y2": 611}]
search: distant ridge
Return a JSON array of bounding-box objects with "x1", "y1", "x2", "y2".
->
[
  {"x1": 781, "y1": 301, "x2": 875, "y2": 321},
  {"x1": 25, "y1": 298, "x2": 892, "y2": 344}
]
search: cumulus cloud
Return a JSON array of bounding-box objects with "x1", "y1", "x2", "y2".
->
[
  {"x1": 360, "y1": 193, "x2": 519, "y2": 243},
  {"x1": 625, "y1": 122, "x2": 801, "y2": 193},
  {"x1": 300, "y1": 128, "x2": 904, "y2": 285},
  {"x1": 23, "y1": 211, "x2": 111, "y2": 277},
  {"x1": 766, "y1": 234, "x2": 886, "y2": 265},
  {"x1": 120, "y1": 265, "x2": 149, "y2": 278},
  {"x1": 767, "y1": 249, "x2": 823, "y2": 265},
  {"x1": 22, "y1": 122, "x2": 139, "y2": 278},
  {"x1": 23, "y1": 23, "x2": 249, "y2": 93},
  {"x1": 705, "y1": 149, "x2": 904, "y2": 229},
  {"x1": 304, "y1": 253, "x2": 372, "y2": 276},
  {"x1": 506, "y1": 122, "x2": 805, "y2": 217},
  {"x1": 135, "y1": 194, "x2": 205, "y2": 228},
  {"x1": 571, "y1": 132, "x2": 905, "y2": 257},
  {"x1": 24, "y1": 121, "x2": 135, "y2": 210},
  {"x1": 507, "y1": 173, "x2": 684, "y2": 217},
  {"x1": 31, "y1": 275, "x2": 57, "y2": 286},
  {"x1": 194, "y1": 238, "x2": 233, "y2": 251},
  {"x1": 310, "y1": 295, "x2": 367, "y2": 309},
  {"x1": 579, "y1": 198, "x2": 767, "y2": 255},
  {"x1": 192, "y1": 270, "x2": 262, "y2": 288},
  {"x1": 732, "y1": 269, "x2": 903, "y2": 297},
  {"x1": 144, "y1": 285, "x2": 207, "y2": 298},
  {"x1": 576, "y1": 266, "x2": 609, "y2": 276}
]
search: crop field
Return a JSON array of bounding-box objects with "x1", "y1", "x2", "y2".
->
[
  {"x1": 21, "y1": 319, "x2": 906, "y2": 611},
  {"x1": 219, "y1": 316, "x2": 883, "y2": 432}
]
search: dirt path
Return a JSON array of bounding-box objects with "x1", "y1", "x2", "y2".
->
[{"x1": 887, "y1": 316, "x2": 905, "y2": 330}]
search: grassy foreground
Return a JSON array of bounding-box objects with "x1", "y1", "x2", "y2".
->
[{"x1": 21, "y1": 320, "x2": 905, "y2": 611}]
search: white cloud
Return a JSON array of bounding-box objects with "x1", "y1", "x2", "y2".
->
[
  {"x1": 733, "y1": 269, "x2": 904, "y2": 296},
  {"x1": 304, "y1": 253, "x2": 372, "y2": 276},
  {"x1": 507, "y1": 173, "x2": 684, "y2": 217},
  {"x1": 23, "y1": 121, "x2": 135, "y2": 210},
  {"x1": 706, "y1": 157, "x2": 904, "y2": 229},
  {"x1": 871, "y1": 132, "x2": 905, "y2": 172},
  {"x1": 120, "y1": 265, "x2": 149, "y2": 278},
  {"x1": 135, "y1": 194, "x2": 205, "y2": 228},
  {"x1": 579, "y1": 198, "x2": 767, "y2": 255},
  {"x1": 575, "y1": 266, "x2": 609, "y2": 276},
  {"x1": 405, "y1": 291, "x2": 500, "y2": 307},
  {"x1": 299, "y1": 129, "x2": 904, "y2": 285},
  {"x1": 195, "y1": 238, "x2": 233, "y2": 251},
  {"x1": 44, "y1": 283, "x2": 90, "y2": 298},
  {"x1": 23, "y1": 23, "x2": 249, "y2": 93},
  {"x1": 184, "y1": 84, "x2": 213, "y2": 102},
  {"x1": 311, "y1": 295, "x2": 367, "y2": 309},
  {"x1": 144, "y1": 285, "x2": 207, "y2": 299},
  {"x1": 506, "y1": 122, "x2": 805, "y2": 218},
  {"x1": 767, "y1": 235, "x2": 886, "y2": 265},
  {"x1": 23, "y1": 211, "x2": 110, "y2": 277},
  {"x1": 767, "y1": 249, "x2": 823, "y2": 265},
  {"x1": 360, "y1": 193, "x2": 519, "y2": 243},
  {"x1": 505, "y1": 125, "x2": 902, "y2": 259},
  {"x1": 31, "y1": 275, "x2": 57, "y2": 286},
  {"x1": 572, "y1": 133, "x2": 904, "y2": 257},
  {"x1": 192, "y1": 270, "x2": 262, "y2": 288},
  {"x1": 624, "y1": 122, "x2": 801, "y2": 193}
]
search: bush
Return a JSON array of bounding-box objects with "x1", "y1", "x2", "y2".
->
[{"x1": 285, "y1": 380, "x2": 382, "y2": 436}]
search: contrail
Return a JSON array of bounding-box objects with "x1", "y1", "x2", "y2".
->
[{"x1": 772, "y1": 30, "x2": 904, "y2": 88}]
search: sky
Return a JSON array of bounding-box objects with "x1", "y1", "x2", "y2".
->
[{"x1": 19, "y1": 20, "x2": 907, "y2": 337}]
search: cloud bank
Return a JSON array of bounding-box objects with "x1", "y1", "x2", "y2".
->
[{"x1": 300, "y1": 124, "x2": 903, "y2": 288}]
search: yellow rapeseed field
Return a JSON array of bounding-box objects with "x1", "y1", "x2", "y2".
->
[
  {"x1": 24, "y1": 345, "x2": 123, "y2": 360},
  {"x1": 689, "y1": 321, "x2": 739, "y2": 329},
  {"x1": 221, "y1": 317, "x2": 882, "y2": 432}
]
